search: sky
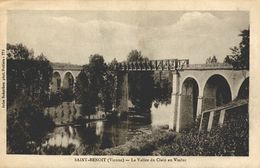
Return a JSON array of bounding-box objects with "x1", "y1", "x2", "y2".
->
[{"x1": 7, "y1": 11, "x2": 249, "y2": 65}]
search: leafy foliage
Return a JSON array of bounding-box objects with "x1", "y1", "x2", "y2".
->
[
  {"x1": 127, "y1": 50, "x2": 154, "y2": 113},
  {"x1": 7, "y1": 43, "x2": 54, "y2": 153},
  {"x1": 7, "y1": 43, "x2": 34, "y2": 60},
  {"x1": 7, "y1": 95, "x2": 54, "y2": 154},
  {"x1": 7, "y1": 43, "x2": 53, "y2": 106},
  {"x1": 95, "y1": 106, "x2": 248, "y2": 156},
  {"x1": 47, "y1": 91, "x2": 63, "y2": 107},
  {"x1": 60, "y1": 88, "x2": 74, "y2": 102},
  {"x1": 153, "y1": 74, "x2": 172, "y2": 105},
  {"x1": 157, "y1": 107, "x2": 248, "y2": 156},
  {"x1": 103, "y1": 59, "x2": 120, "y2": 111},
  {"x1": 206, "y1": 55, "x2": 218, "y2": 64},
  {"x1": 224, "y1": 29, "x2": 249, "y2": 69},
  {"x1": 75, "y1": 55, "x2": 119, "y2": 116}
]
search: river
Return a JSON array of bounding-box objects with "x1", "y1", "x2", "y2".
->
[{"x1": 40, "y1": 102, "x2": 172, "y2": 154}]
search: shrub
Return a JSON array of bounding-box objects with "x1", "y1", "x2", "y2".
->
[
  {"x1": 7, "y1": 95, "x2": 55, "y2": 154},
  {"x1": 155, "y1": 108, "x2": 248, "y2": 156}
]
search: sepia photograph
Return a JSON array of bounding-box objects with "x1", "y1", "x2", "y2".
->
[{"x1": 5, "y1": 10, "x2": 250, "y2": 156}]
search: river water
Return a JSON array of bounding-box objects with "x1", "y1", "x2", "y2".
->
[{"x1": 40, "y1": 102, "x2": 172, "y2": 154}]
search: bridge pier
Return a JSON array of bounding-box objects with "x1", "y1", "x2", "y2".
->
[
  {"x1": 169, "y1": 71, "x2": 181, "y2": 131},
  {"x1": 117, "y1": 72, "x2": 129, "y2": 112},
  {"x1": 175, "y1": 93, "x2": 182, "y2": 132},
  {"x1": 196, "y1": 96, "x2": 203, "y2": 117},
  {"x1": 171, "y1": 74, "x2": 203, "y2": 132},
  {"x1": 114, "y1": 60, "x2": 248, "y2": 133}
]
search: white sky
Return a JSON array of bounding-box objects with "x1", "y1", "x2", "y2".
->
[{"x1": 7, "y1": 11, "x2": 249, "y2": 65}]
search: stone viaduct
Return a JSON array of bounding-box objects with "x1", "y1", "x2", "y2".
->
[
  {"x1": 117, "y1": 59, "x2": 249, "y2": 132},
  {"x1": 50, "y1": 62, "x2": 82, "y2": 92},
  {"x1": 50, "y1": 59, "x2": 249, "y2": 132}
]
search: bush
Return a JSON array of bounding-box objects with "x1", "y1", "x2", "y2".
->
[
  {"x1": 92, "y1": 129, "x2": 175, "y2": 156},
  {"x1": 7, "y1": 95, "x2": 55, "y2": 154},
  {"x1": 155, "y1": 108, "x2": 248, "y2": 156},
  {"x1": 7, "y1": 57, "x2": 52, "y2": 107},
  {"x1": 92, "y1": 107, "x2": 248, "y2": 156},
  {"x1": 46, "y1": 91, "x2": 63, "y2": 106},
  {"x1": 40, "y1": 144, "x2": 76, "y2": 155},
  {"x1": 61, "y1": 88, "x2": 74, "y2": 102}
]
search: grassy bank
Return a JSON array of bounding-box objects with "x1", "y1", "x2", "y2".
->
[
  {"x1": 78, "y1": 107, "x2": 248, "y2": 156},
  {"x1": 70, "y1": 128, "x2": 176, "y2": 155},
  {"x1": 40, "y1": 105, "x2": 248, "y2": 156}
]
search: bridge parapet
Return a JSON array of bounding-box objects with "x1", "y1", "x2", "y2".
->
[
  {"x1": 117, "y1": 59, "x2": 189, "y2": 71},
  {"x1": 184, "y1": 63, "x2": 233, "y2": 70},
  {"x1": 51, "y1": 62, "x2": 83, "y2": 71},
  {"x1": 116, "y1": 59, "x2": 235, "y2": 71}
]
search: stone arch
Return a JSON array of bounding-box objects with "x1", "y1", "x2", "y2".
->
[
  {"x1": 180, "y1": 75, "x2": 201, "y2": 93},
  {"x1": 202, "y1": 74, "x2": 232, "y2": 111},
  {"x1": 62, "y1": 71, "x2": 74, "y2": 90},
  {"x1": 179, "y1": 77, "x2": 199, "y2": 129},
  {"x1": 51, "y1": 71, "x2": 61, "y2": 92},
  {"x1": 237, "y1": 77, "x2": 249, "y2": 99}
]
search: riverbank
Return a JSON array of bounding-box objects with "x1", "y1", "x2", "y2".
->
[
  {"x1": 44, "y1": 102, "x2": 110, "y2": 126},
  {"x1": 100, "y1": 129, "x2": 176, "y2": 156},
  {"x1": 40, "y1": 104, "x2": 248, "y2": 156},
  {"x1": 72, "y1": 128, "x2": 176, "y2": 155},
  {"x1": 72, "y1": 107, "x2": 248, "y2": 156}
]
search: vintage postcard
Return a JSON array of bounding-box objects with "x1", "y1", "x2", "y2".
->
[{"x1": 0, "y1": 0, "x2": 260, "y2": 168}]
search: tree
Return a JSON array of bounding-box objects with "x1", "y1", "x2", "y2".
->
[
  {"x1": 127, "y1": 50, "x2": 145, "y2": 62},
  {"x1": 224, "y1": 28, "x2": 249, "y2": 69},
  {"x1": 206, "y1": 56, "x2": 218, "y2": 64},
  {"x1": 35, "y1": 53, "x2": 48, "y2": 61},
  {"x1": 206, "y1": 57, "x2": 212, "y2": 64},
  {"x1": 7, "y1": 43, "x2": 53, "y2": 106},
  {"x1": 7, "y1": 43, "x2": 34, "y2": 60},
  {"x1": 224, "y1": 55, "x2": 233, "y2": 65},
  {"x1": 103, "y1": 58, "x2": 120, "y2": 111},
  {"x1": 74, "y1": 66, "x2": 89, "y2": 104},
  {"x1": 127, "y1": 50, "x2": 154, "y2": 113},
  {"x1": 211, "y1": 56, "x2": 218, "y2": 63},
  {"x1": 7, "y1": 95, "x2": 54, "y2": 153},
  {"x1": 7, "y1": 43, "x2": 54, "y2": 153},
  {"x1": 153, "y1": 74, "x2": 172, "y2": 105},
  {"x1": 75, "y1": 54, "x2": 108, "y2": 116}
]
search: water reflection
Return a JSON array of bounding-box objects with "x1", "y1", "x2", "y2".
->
[
  {"x1": 96, "y1": 121, "x2": 104, "y2": 136},
  {"x1": 42, "y1": 126, "x2": 80, "y2": 148},
  {"x1": 41, "y1": 102, "x2": 171, "y2": 154},
  {"x1": 41, "y1": 118, "x2": 152, "y2": 154}
]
